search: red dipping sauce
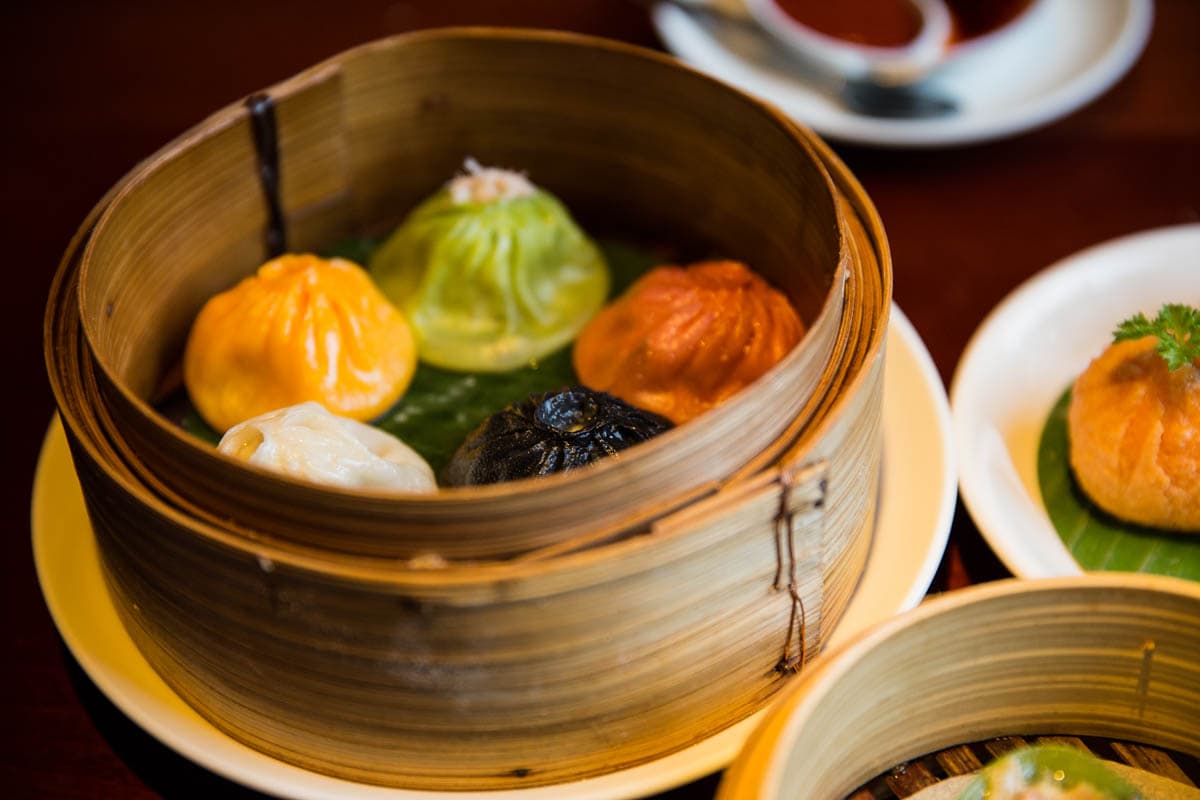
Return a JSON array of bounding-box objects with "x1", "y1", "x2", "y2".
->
[
  {"x1": 774, "y1": 0, "x2": 1035, "y2": 48},
  {"x1": 946, "y1": 0, "x2": 1036, "y2": 43}
]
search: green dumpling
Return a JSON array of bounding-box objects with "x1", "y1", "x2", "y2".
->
[
  {"x1": 370, "y1": 161, "x2": 609, "y2": 372},
  {"x1": 959, "y1": 745, "x2": 1139, "y2": 800}
]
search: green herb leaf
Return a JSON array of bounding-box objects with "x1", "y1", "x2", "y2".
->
[{"x1": 1112, "y1": 303, "x2": 1200, "y2": 371}]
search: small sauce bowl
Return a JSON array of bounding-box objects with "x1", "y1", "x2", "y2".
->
[{"x1": 745, "y1": 0, "x2": 1046, "y2": 86}]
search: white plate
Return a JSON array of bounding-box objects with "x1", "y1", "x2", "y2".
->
[
  {"x1": 951, "y1": 224, "x2": 1200, "y2": 579},
  {"x1": 32, "y1": 304, "x2": 954, "y2": 800},
  {"x1": 652, "y1": 0, "x2": 1153, "y2": 148}
]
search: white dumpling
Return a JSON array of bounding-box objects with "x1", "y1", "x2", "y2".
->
[{"x1": 218, "y1": 402, "x2": 436, "y2": 493}]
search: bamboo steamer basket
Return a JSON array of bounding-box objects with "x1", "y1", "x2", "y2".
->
[
  {"x1": 72, "y1": 28, "x2": 852, "y2": 561},
  {"x1": 44, "y1": 29, "x2": 893, "y2": 790},
  {"x1": 718, "y1": 575, "x2": 1200, "y2": 799}
]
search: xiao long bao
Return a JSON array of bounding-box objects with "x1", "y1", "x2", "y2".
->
[
  {"x1": 574, "y1": 260, "x2": 806, "y2": 424},
  {"x1": 183, "y1": 254, "x2": 417, "y2": 433},
  {"x1": 370, "y1": 160, "x2": 610, "y2": 373},
  {"x1": 441, "y1": 387, "x2": 673, "y2": 487},
  {"x1": 218, "y1": 402, "x2": 436, "y2": 494},
  {"x1": 960, "y1": 745, "x2": 1138, "y2": 800}
]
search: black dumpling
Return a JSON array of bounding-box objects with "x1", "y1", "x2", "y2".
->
[{"x1": 441, "y1": 387, "x2": 673, "y2": 487}]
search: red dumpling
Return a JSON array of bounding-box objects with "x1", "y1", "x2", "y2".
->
[{"x1": 573, "y1": 260, "x2": 805, "y2": 424}]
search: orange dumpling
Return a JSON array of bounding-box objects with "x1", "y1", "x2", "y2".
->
[
  {"x1": 573, "y1": 260, "x2": 804, "y2": 424},
  {"x1": 1068, "y1": 336, "x2": 1200, "y2": 531},
  {"x1": 184, "y1": 254, "x2": 417, "y2": 433}
]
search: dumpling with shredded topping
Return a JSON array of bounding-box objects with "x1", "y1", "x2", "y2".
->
[{"x1": 370, "y1": 158, "x2": 609, "y2": 372}]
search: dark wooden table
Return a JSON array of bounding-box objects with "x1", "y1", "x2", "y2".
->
[{"x1": 5, "y1": 1, "x2": 1197, "y2": 797}]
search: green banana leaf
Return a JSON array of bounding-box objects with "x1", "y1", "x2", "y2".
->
[{"x1": 1038, "y1": 388, "x2": 1200, "y2": 581}]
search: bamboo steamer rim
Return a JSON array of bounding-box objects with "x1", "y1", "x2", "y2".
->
[
  {"x1": 73, "y1": 26, "x2": 850, "y2": 506},
  {"x1": 779, "y1": 125, "x2": 892, "y2": 461},
  {"x1": 718, "y1": 573, "x2": 1200, "y2": 799}
]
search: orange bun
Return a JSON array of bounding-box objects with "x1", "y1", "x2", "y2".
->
[
  {"x1": 184, "y1": 254, "x2": 417, "y2": 432},
  {"x1": 573, "y1": 260, "x2": 805, "y2": 424},
  {"x1": 1068, "y1": 336, "x2": 1200, "y2": 531}
]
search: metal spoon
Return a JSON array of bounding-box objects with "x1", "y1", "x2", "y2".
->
[
  {"x1": 644, "y1": 0, "x2": 960, "y2": 119},
  {"x1": 838, "y1": 76, "x2": 958, "y2": 118}
]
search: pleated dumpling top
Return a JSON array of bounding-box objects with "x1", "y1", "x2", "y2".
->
[
  {"x1": 573, "y1": 260, "x2": 805, "y2": 425},
  {"x1": 184, "y1": 254, "x2": 417, "y2": 433}
]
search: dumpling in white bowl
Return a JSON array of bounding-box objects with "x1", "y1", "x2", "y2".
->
[{"x1": 218, "y1": 402, "x2": 436, "y2": 493}]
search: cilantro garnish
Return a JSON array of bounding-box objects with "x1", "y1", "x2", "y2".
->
[{"x1": 1113, "y1": 303, "x2": 1200, "y2": 371}]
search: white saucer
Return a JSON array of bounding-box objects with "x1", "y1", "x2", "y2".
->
[
  {"x1": 652, "y1": 0, "x2": 1153, "y2": 148},
  {"x1": 951, "y1": 224, "x2": 1200, "y2": 579},
  {"x1": 32, "y1": 304, "x2": 955, "y2": 800}
]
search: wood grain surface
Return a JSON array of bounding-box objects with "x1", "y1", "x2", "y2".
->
[{"x1": 6, "y1": 0, "x2": 1199, "y2": 798}]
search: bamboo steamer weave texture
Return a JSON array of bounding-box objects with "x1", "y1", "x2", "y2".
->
[
  {"x1": 44, "y1": 29, "x2": 892, "y2": 790},
  {"x1": 718, "y1": 575, "x2": 1200, "y2": 800}
]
